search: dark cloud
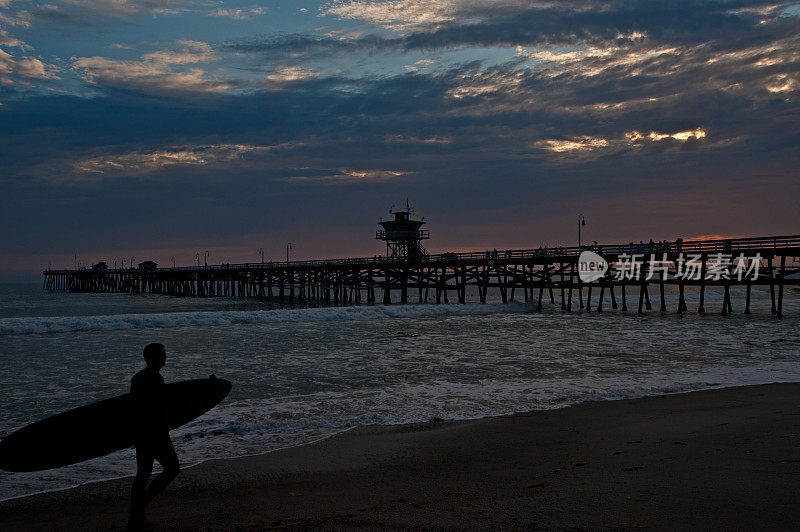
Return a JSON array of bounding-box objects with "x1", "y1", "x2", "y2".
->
[
  {"x1": 398, "y1": 1, "x2": 779, "y2": 49},
  {"x1": 226, "y1": 33, "x2": 396, "y2": 62},
  {"x1": 29, "y1": 0, "x2": 193, "y2": 26},
  {"x1": 235, "y1": 1, "x2": 795, "y2": 55}
]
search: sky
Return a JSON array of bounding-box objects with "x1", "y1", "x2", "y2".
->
[{"x1": 1, "y1": 0, "x2": 798, "y2": 279}]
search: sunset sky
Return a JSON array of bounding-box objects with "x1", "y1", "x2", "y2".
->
[{"x1": 1, "y1": 1, "x2": 798, "y2": 279}]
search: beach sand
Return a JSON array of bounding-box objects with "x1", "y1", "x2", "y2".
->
[{"x1": 1, "y1": 383, "x2": 799, "y2": 530}]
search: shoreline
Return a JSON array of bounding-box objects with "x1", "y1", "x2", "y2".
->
[
  {"x1": 2, "y1": 382, "x2": 799, "y2": 530},
  {"x1": 0, "y1": 426, "x2": 360, "y2": 504},
  {"x1": 1, "y1": 378, "x2": 794, "y2": 504}
]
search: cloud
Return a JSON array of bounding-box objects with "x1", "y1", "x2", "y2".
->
[
  {"x1": 226, "y1": 33, "x2": 392, "y2": 64},
  {"x1": 264, "y1": 66, "x2": 319, "y2": 86},
  {"x1": 446, "y1": 68, "x2": 525, "y2": 99},
  {"x1": 321, "y1": 0, "x2": 559, "y2": 32},
  {"x1": 0, "y1": 29, "x2": 30, "y2": 49},
  {"x1": 73, "y1": 143, "x2": 301, "y2": 175},
  {"x1": 626, "y1": 128, "x2": 707, "y2": 143},
  {"x1": 537, "y1": 136, "x2": 609, "y2": 154},
  {"x1": 72, "y1": 57, "x2": 229, "y2": 94},
  {"x1": 516, "y1": 41, "x2": 683, "y2": 78},
  {"x1": 363, "y1": 1, "x2": 797, "y2": 53},
  {"x1": 404, "y1": 58, "x2": 435, "y2": 72},
  {"x1": 384, "y1": 134, "x2": 451, "y2": 144},
  {"x1": 0, "y1": 46, "x2": 59, "y2": 86},
  {"x1": 43, "y1": 0, "x2": 190, "y2": 18},
  {"x1": 765, "y1": 73, "x2": 797, "y2": 93},
  {"x1": 72, "y1": 41, "x2": 229, "y2": 95},
  {"x1": 0, "y1": 49, "x2": 12, "y2": 83},
  {"x1": 141, "y1": 40, "x2": 218, "y2": 65},
  {"x1": 0, "y1": 7, "x2": 33, "y2": 27},
  {"x1": 71, "y1": 42, "x2": 323, "y2": 95},
  {"x1": 15, "y1": 56, "x2": 57, "y2": 79},
  {"x1": 322, "y1": 0, "x2": 460, "y2": 31},
  {"x1": 233, "y1": 1, "x2": 800, "y2": 69},
  {"x1": 208, "y1": 7, "x2": 267, "y2": 20},
  {"x1": 280, "y1": 168, "x2": 410, "y2": 183},
  {"x1": 534, "y1": 128, "x2": 711, "y2": 160}
]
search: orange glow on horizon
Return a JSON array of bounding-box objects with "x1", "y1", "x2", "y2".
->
[{"x1": 684, "y1": 233, "x2": 747, "y2": 242}]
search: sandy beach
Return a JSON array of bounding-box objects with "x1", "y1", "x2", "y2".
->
[{"x1": 1, "y1": 382, "x2": 798, "y2": 531}]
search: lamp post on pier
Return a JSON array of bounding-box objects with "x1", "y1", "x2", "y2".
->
[
  {"x1": 577, "y1": 214, "x2": 587, "y2": 310},
  {"x1": 578, "y1": 214, "x2": 586, "y2": 250},
  {"x1": 204, "y1": 251, "x2": 209, "y2": 268},
  {"x1": 258, "y1": 248, "x2": 264, "y2": 265},
  {"x1": 286, "y1": 243, "x2": 292, "y2": 264}
]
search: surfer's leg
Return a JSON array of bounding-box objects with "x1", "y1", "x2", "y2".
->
[
  {"x1": 130, "y1": 446, "x2": 155, "y2": 519},
  {"x1": 143, "y1": 440, "x2": 180, "y2": 506}
]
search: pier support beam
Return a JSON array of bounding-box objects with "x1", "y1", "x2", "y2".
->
[
  {"x1": 698, "y1": 256, "x2": 707, "y2": 313},
  {"x1": 777, "y1": 255, "x2": 785, "y2": 319}
]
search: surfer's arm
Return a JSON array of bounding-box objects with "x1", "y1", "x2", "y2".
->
[{"x1": 130, "y1": 372, "x2": 169, "y2": 434}]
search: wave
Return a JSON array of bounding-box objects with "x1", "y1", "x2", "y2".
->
[{"x1": 0, "y1": 302, "x2": 536, "y2": 335}]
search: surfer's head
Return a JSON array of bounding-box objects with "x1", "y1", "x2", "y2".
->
[{"x1": 143, "y1": 342, "x2": 166, "y2": 369}]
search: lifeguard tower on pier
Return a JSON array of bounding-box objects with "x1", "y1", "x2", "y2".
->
[{"x1": 376, "y1": 202, "x2": 430, "y2": 261}]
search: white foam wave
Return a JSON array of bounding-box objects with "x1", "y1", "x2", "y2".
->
[{"x1": 0, "y1": 302, "x2": 535, "y2": 335}]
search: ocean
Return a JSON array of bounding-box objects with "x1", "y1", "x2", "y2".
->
[{"x1": 0, "y1": 282, "x2": 798, "y2": 500}]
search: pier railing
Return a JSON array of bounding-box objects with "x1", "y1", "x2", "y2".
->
[{"x1": 44, "y1": 234, "x2": 800, "y2": 274}]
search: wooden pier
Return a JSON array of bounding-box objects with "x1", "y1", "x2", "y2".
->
[{"x1": 43, "y1": 235, "x2": 800, "y2": 317}]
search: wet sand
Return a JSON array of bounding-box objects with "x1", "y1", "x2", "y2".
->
[{"x1": 1, "y1": 382, "x2": 799, "y2": 530}]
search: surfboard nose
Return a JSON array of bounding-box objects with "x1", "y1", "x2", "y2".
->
[{"x1": 213, "y1": 377, "x2": 232, "y2": 400}]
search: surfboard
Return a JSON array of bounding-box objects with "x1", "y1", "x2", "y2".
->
[{"x1": 0, "y1": 375, "x2": 232, "y2": 472}]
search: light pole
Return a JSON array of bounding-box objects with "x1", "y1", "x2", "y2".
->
[
  {"x1": 286, "y1": 243, "x2": 292, "y2": 263},
  {"x1": 122, "y1": 258, "x2": 126, "y2": 269},
  {"x1": 130, "y1": 257, "x2": 136, "y2": 269},
  {"x1": 204, "y1": 251, "x2": 210, "y2": 268},
  {"x1": 171, "y1": 256, "x2": 175, "y2": 268},
  {"x1": 195, "y1": 252, "x2": 200, "y2": 267},
  {"x1": 258, "y1": 248, "x2": 264, "y2": 265},
  {"x1": 112, "y1": 258, "x2": 117, "y2": 270},
  {"x1": 578, "y1": 214, "x2": 586, "y2": 250},
  {"x1": 577, "y1": 213, "x2": 587, "y2": 310}
]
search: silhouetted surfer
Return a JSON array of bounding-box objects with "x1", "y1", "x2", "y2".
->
[{"x1": 129, "y1": 343, "x2": 180, "y2": 528}]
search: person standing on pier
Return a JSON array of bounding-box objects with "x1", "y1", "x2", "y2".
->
[{"x1": 128, "y1": 343, "x2": 180, "y2": 528}]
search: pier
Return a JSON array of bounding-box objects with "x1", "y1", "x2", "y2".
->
[{"x1": 43, "y1": 232, "x2": 800, "y2": 318}]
